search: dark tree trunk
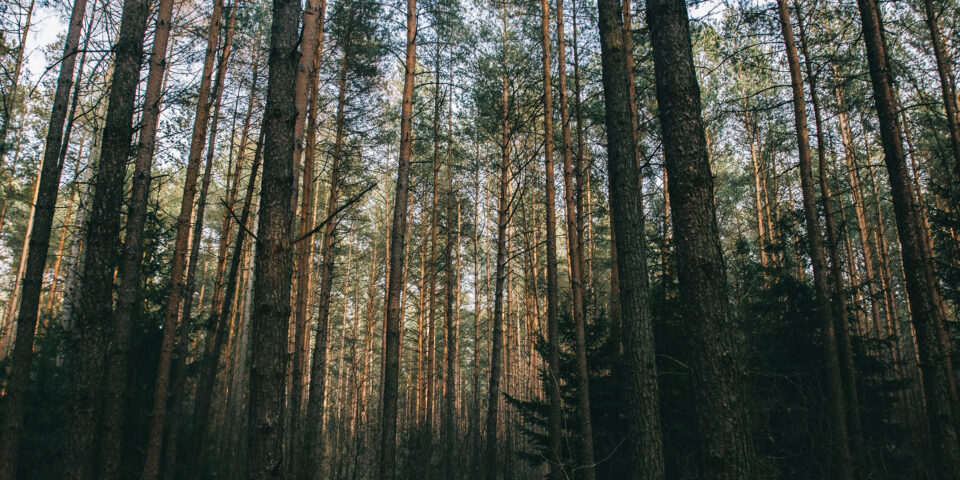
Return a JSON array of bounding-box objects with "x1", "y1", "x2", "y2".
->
[
  {"x1": 164, "y1": 12, "x2": 237, "y2": 474},
  {"x1": 855, "y1": 0, "x2": 960, "y2": 475},
  {"x1": 648, "y1": 0, "x2": 754, "y2": 478},
  {"x1": 442, "y1": 102, "x2": 460, "y2": 479},
  {"x1": 246, "y1": 0, "x2": 300, "y2": 474},
  {"x1": 194, "y1": 127, "x2": 265, "y2": 474},
  {"x1": 485, "y1": 68, "x2": 509, "y2": 480},
  {"x1": 599, "y1": 0, "x2": 666, "y2": 476},
  {"x1": 920, "y1": 0, "x2": 960, "y2": 179},
  {"x1": 67, "y1": 0, "x2": 151, "y2": 476},
  {"x1": 0, "y1": 0, "x2": 90, "y2": 476},
  {"x1": 559, "y1": 0, "x2": 596, "y2": 473},
  {"x1": 98, "y1": 0, "x2": 177, "y2": 474},
  {"x1": 290, "y1": 2, "x2": 327, "y2": 473}
]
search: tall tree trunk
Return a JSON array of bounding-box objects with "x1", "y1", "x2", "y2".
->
[
  {"x1": 291, "y1": 1, "x2": 327, "y2": 471},
  {"x1": 649, "y1": 0, "x2": 754, "y2": 478},
  {"x1": 0, "y1": 0, "x2": 34, "y2": 165},
  {"x1": 302, "y1": 41, "x2": 349, "y2": 480},
  {"x1": 1, "y1": 165, "x2": 40, "y2": 353},
  {"x1": 63, "y1": 0, "x2": 150, "y2": 476},
  {"x1": 59, "y1": 126, "x2": 99, "y2": 342},
  {"x1": 290, "y1": 0, "x2": 326, "y2": 197},
  {"x1": 555, "y1": 0, "x2": 595, "y2": 475},
  {"x1": 195, "y1": 126, "x2": 264, "y2": 473},
  {"x1": 794, "y1": 2, "x2": 863, "y2": 457},
  {"x1": 163, "y1": 11, "x2": 237, "y2": 474},
  {"x1": 378, "y1": 0, "x2": 417, "y2": 476},
  {"x1": 0, "y1": 0, "x2": 87, "y2": 456},
  {"x1": 598, "y1": 0, "x2": 665, "y2": 477},
  {"x1": 442, "y1": 102, "x2": 460, "y2": 479},
  {"x1": 141, "y1": 0, "x2": 226, "y2": 476},
  {"x1": 775, "y1": 2, "x2": 853, "y2": 477},
  {"x1": 543, "y1": 0, "x2": 563, "y2": 475},
  {"x1": 855, "y1": 0, "x2": 960, "y2": 474},
  {"x1": 97, "y1": 0, "x2": 174, "y2": 465},
  {"x1": 246, "y1": 0, "x2": 299, "y2": 473},
  {"x1": 43, "y1": 186, "x2": 75, "y2": 317},
  {"x1": 193, "y1": 56, "x2": 260, "y2": 448},
  {"x1": 485, "y1": 54, "x2": 510, "y2": 480},
  {"x1": 426, "y1": 46, "x2": 442, "y2": 445},
  {"x1": 835, "y1": 76, "x2": 886, "y2": 347},
  {"x1": 211, "y1": 47, "x2": 260, "y2": 349}
]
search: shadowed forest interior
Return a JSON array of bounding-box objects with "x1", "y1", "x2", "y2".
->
[{"x1": 1, "y1": 0, "x2": 960, "y2": 478}]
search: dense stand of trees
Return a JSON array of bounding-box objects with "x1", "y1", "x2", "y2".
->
[{"x1": 1, "y1": 0, "x2": 960, "y2": 478}]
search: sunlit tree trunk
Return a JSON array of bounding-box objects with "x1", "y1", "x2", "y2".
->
[
  {"x1": 142, "y1": 0, "x2": 226, "y2": 475},
  {"x1": 378, "y1": 0, "x2": 417, "y2": 475}
]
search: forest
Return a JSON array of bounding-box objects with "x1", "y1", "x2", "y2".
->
[{"x1": 0, "y1": 0, "x2": 959, "y2": 477}]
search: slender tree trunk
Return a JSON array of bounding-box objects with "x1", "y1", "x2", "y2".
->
[
  {"x1": 0, "y1": 0, "x2": 34, "y2": 165},
  {"x1": 1, "y1": 171, "x2": 40, "y2": 351},
  {"x1": 291, "y1": 1, "x2": 327, "y2": 471},
  {"x1": 599, "y1": 0, "x2": 667, "y2": 475},
  {"x1": 194, "y1": 128, "x2": 265, "y2": 472},
  {"x1": 426, "y1": 47, "x2": 442, "y2": 447},
  {"x1": 920, "y1": 0, "x2": 960, "y2": 179},
  {"x1": 43, "y1": 188, "x2": 75, "y2": 317},
  {"x1": 211, "y1": 48, "x2": 260, "y2": 348},
  {"x1": 776, "y1": 2, "x2": 853, "y2": 477},
  {"x1": 163, "y1": 12, "x2": 237, "y2": 475},
  {"x1": 543, "y1": 0, "x2": 563, "y2": 475},
  {"x1": 246, "y1": 0, "x2": 299, "y2": 473},
  {"x1": 552, "y1": 0, "x2": 595, "y2": 475},
  {"x1": 485, "y1": 59, "x2": 510, "y2": 480},
  {"x1": 302, "y1": 41, "x2": 349, "y2": 480},
  {"x1": 378, "y1": 0, "x2": 417, "y2": 476},
  {"x1": 855, "y1": 0, "x2": 960, "y2": 475},
  {"x1": 0, "y1": 0, "x2": 86, "y2": 448},
  {"x1": 835, "y1": 77, "x2": 886, "y2": 346},
  {"x1": 794, "y1": 4, "x2": 864, "y2": 458},
  {"x1": 59, "y1": 126, "x2": 99, "y2": 341},
  {"x1": 141, "y1": 0, "x2": 226, "y2": 476},
  {"x1": 442, "y1": 104, "x2": 460, "y2": 479}
]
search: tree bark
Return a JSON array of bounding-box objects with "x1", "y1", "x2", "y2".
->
[
  {"x1": 141, "y1": 0, "x2": 226, "y2": 476},
  {"x1": 97, "y1": 0, "x2": 175, "y2": 468},
  {"x1": 920, "y1": 0, "x2": 960, "y2": 181},
  {"x1": 0, "y1": 0, "x2": 34, "y2": 166},
  {"x1": 63, "y1": 0, "x2": 149, "y2": 476},
  {"x1": 598, "y1": 0, "x2": 666, "y2": 475},
  {"x1": 291, "y1": 1, "x2": 327, "y2": 471},
  {"x1": 485, "y1": 61, "x2": 510, "y2": 480},
  {"x1": 776, "y1": 2, "x2": 853, "y2": 477},
  {"x1": 544, "y1": 0, "x2": 563, "y2": 475},
  {"x1": 0, "y1": 0, "x2": 87, "y2": 464},
  {"x1": 649, "y1": 0, "x2": 755, "y2": 478},
  {"x1": 246, "y1": 0, "x2": 300, "y2": 474},
  {"x1": 855, "y1": 0, "x2": 960, "y2": 474},
  {"x1": 302, "y1": 40, "x2": 349, "y2": 480},
  {"x1": 378, "y1": 0, "x2": 417, "y2": 475},
  {"x1": 163, "y1": 11, "x2": 237, "y2": 474},
  {"x1": 794, "y1": 3, "x2": 864, "y2": 457}
]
